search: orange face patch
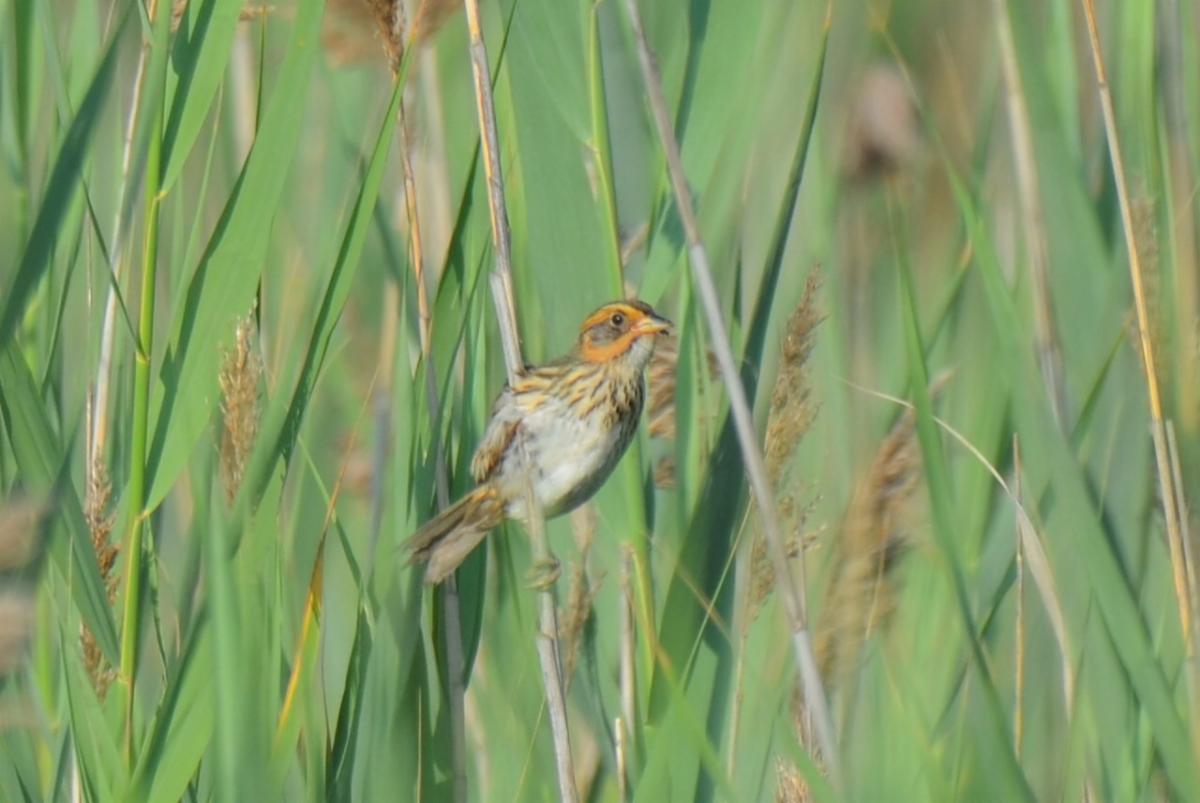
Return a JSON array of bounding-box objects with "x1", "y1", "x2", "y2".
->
[
  {"x1": 579, "y1": 333, "x2": 640, "y2": 363},
  {"x1": 579, "y1": 302, "x2": 651, "y2": 333},
  {"x1": 576, "y1": 300, "x2": 669, "y2": 363}
]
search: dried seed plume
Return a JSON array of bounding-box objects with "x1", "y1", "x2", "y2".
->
[
  {"x1": 219, "y1": 316, "x2": 263, "y2": 504},
  {"x1": 82, "y1": 462, "x2": 119, "y2": 696},
  {"x1": 750, "y1": 272, "x2": 824, "y2": 617},
  {"x1": 814, "y1": 410, "x2": 920, "y2": 687}
]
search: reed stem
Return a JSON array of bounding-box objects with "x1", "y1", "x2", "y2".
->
[{"x1": 461, "y1": 0, "x2": 578, "y2": 798}]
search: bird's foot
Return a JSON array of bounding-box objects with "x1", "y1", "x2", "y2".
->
[{"x1": 525, "y1": 557, "x2": 561, "y2": 590}]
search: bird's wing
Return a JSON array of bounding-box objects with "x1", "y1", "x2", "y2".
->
[
  {"x1": 469, "y1": 366, "x2": 565, "y2": 483},
  {"x1": 470, "y1": 387, "x2": 522, "y2": 483}
]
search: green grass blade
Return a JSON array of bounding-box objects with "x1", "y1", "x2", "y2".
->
[
  {"x1": 0, "y1": 345, "x2": 119, "y2": 662},
  {"x1": 894, "y1": 210, "x2": 1035, "y2": 802},
  {"x1": 950, "y1": 170, "x2": 1200, "y2": 798},
  {"x1": 143, "y1": 0, "x2": 327, "y2": 509},
  {"x1": 649, "y1": 13, "x2": 828, "y2": 718},
  {"x1": 244, "y1": 72, "x2": 406, "y2": 513},
  {"x1": 159, "y1": 0, "x2": 242, "y2": 192},
  {"x1": 0, "y1": 6, "x2": 126, "y2": 351}
]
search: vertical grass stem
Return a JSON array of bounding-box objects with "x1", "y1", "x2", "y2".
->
[
  {"x1": 462, "y1": 0, "x2": 578, "y2": 799},
  {"x1": 119, "y1": 51, "x2": 163, "y2": 760}
]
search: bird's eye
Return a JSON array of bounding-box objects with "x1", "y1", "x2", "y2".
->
[{"x1": 610, "y1": 313, "x2": 625, "y2": 327}]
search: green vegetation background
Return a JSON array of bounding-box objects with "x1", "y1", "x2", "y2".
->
[{"x1": 1, "y1": 0, "x2": 1198, "y2": 800}]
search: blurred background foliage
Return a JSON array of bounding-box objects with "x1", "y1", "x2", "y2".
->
[{"x1": 1, "y1": 0, "x2": 1199, "y2": 800}]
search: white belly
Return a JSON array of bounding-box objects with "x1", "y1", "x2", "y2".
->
[{"x1": 499, "y1": 395, "x2": 631, "y2": 520}]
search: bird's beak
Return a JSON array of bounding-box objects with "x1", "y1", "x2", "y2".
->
[{"x1": 633, "y1": 312, "x2": 673, "y2": 337}]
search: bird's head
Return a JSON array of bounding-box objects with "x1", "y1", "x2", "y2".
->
[{"x1": 577, "y1": 300, "x2": 672, "y2": 371}]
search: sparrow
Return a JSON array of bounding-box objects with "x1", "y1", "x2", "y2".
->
[{"x1": 406, "y1": 300, "x2": 672, "y2": 583}]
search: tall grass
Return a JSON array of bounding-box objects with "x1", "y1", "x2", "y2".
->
[{"x1": 1, "y1": 0, "x2": 1198, "y2": 800}]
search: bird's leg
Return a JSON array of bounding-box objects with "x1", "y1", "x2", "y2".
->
[{"x1": 525, "y1": 556, "x2": 561, "y2": 590}]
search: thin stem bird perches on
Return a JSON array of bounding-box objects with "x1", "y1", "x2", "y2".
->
[
  {"x1": 621, "y1": 0, "x2": 839, "y2": 782},
  {"x1": 460, "y1": 1, "x2": 579, "y2": 801}
]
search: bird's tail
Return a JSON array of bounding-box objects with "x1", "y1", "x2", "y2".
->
[{"x1": 406, "y1": 485, "x2": 506, "y2": 583}]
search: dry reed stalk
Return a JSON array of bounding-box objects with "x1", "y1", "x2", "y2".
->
[
  {"x1": 460, "y1": 0, "x2": 577, "y2": 796},
  {"x1": 622, "y1": 0, "x2": 839, "y2": 779},
  {"x1": 1080, "y1": 0, "x2": 1198, "y2": 730}
]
